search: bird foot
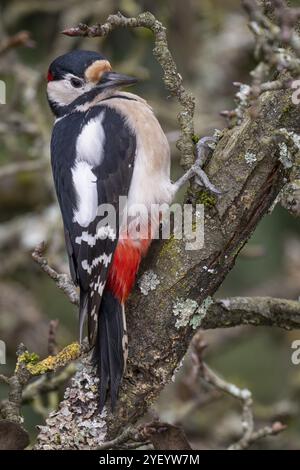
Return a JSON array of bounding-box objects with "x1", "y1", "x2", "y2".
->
[{"x1": 173, "y1": 136, "x2": 221, "y2": 195}]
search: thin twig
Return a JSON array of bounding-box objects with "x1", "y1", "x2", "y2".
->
[
  {"x1": 229, "y1": 422, "x2": 287, "y2": 450},
  {"x1": 0, "y1": 31, "x2": 34, "y2": 56},
  {"x1": 191, "y1": 332, "x2": 286, "y2": 450},
  {"x1": 224, "y1": 0, "x2": 300, "y2": 126},
  {"x1": 0, "y1": 374, "x2": 9, "y2": 385},
  {"x1": 32, "y1": 242, "x2": 79, "y2": 306}
]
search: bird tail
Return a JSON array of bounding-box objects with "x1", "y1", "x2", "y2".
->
[{"x1": 93, "y1": 289, "x2": 127, "y2": 412}]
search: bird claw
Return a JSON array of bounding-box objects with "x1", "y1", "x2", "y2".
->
[
  {"x1": 195, "y1": 136, "x2": 218, "y2": 167},
  {"x1": 173, "y1": 135, "x2": 222, "y2": 196},
  {"x1": 192, "y1": 136, "x2": 222, "y2": 195},
  {"x1": 194, "y1": 169, "x2": 222, "y2": 195}
]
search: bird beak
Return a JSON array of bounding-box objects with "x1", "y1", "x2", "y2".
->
[{"x1": 99, "y1": 71, "x2": 138, "y2": 89}]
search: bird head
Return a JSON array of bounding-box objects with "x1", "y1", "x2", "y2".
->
[{"x1": 47, "y1": 50, "x2": 137, "y2": 116}]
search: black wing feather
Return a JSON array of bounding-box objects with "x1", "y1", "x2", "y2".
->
[{"x1": 51, "y1": 104, "x2": 136, "y2": 345}]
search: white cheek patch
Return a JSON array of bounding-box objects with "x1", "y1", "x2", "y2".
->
[
  {"x1": 71, "y1": 161, "x2": 98, "y2": 227},
  {"x1": 47, "y1": 79, "x2": 81, "y2": 106},
  {"x1": 76, "y1": 113, "x2": 105, "y2": 166},
  {"x1": 47, "y1": 76, "x2": 94, "y2": 107}
]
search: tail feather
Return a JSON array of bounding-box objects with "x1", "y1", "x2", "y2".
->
[
  {"x1": 98, "y1": 318, "x2": 110, "y2": 410},
  {"x1": 79, "y1": 291, "x2": 88, "y2": 344},
  {"x1": 93, "y1": 290, "x2": 125, "y2": 412}
]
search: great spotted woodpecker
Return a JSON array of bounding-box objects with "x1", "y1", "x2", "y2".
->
[{"x1": 47, "y1": 50, "x2": 218, "y2": 411}]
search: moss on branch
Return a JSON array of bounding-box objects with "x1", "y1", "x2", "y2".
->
[{"x1": 16, "y1": 343, "x2": 80, "y2": 376}]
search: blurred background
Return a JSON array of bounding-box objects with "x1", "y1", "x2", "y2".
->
[{"x1": 0, "y1": 0, "x2": 300, "y2": 450}]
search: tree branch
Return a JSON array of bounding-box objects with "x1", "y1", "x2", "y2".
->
[
  {"x1": 205, "y1": 297, "x2": 300, "y2": 330},
  {"x1": 32, "y1": 242, "x2": 79, "y2": 306},
  {"x1": 191, "y1": 332, "x2": 286, "y2": 450},
  {"x1": 0, "y1": 31, "x2": 33, "y2": 56}
]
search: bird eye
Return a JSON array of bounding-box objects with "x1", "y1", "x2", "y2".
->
[{"x1": 70, "y1": 77, "x2": 82, "y2": 88}]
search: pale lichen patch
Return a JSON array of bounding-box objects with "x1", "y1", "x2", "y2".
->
[
  {"x1": 236, "y1": 84, "x2": 251, "y2": 105},
  {"x1": 278, "y1": 142, "x2": 293, "y2": 168},
  {"x1": 173, "y1": 298, "x2": 199, "y2": 329},
  {"x1": 279, "y1": 128, "x2": 300, "y2": 151},
  {"x1": 173, "y1": 296, "x2": 213, "y2": 329},
  {"x1": 190, "y1": 297, "x2": 213, "y2": 329},
  {"x1": 235, "y1": 83, "x2": 251, "y2": 123},
  {"x1": 280, "y1": 180, "x2": 300, "y2": 216},
  {"x1": 245, "y1": 151, "x2": 257, "y2": 165},
  {"x1": 138, "y1": 270, "x2": 160, "y2": 295},
  {"x1": 35, "y1": 360, "x2": 107, "y2": 449},
  {"x1": 203, "y1": 265, "x2": 215, "y2": 274},
  {"x1": 220, "y1": 298, "x2": 231, "y2": 309},
  {"x1": 276, "y1": 128, "x2": 300, "y2": 169}
]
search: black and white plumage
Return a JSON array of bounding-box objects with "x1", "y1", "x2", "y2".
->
[
  {"x1": 51, "y1": 103, "x2": 135, "y2": 342},
  {"x1": 47, "y1": 50, "x2": 173, "y2": 410}
]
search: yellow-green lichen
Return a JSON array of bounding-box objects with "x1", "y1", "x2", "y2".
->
[
  {"x1": 15, "y1": 351, "x2": 39, "y2": 372},
  {"x1": 195, "y1": 190, "x2": 217, "y2": 208},
  {"x1": 159, "y1": 236, "x2": 184, "y2": 278},
  {"x1": 192, "y1": 134, "x2": 200, "y2": 144},
  {"x1": 16, "y1": 342, "x2": 80, "y2": 376},
  {"x1": 159, "y1": 234, "x2": 177, "y2": 258}
]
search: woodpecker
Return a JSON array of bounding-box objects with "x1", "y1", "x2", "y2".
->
[{"x1": 47, "y1": 49, "x2": 218, "y2": 411}]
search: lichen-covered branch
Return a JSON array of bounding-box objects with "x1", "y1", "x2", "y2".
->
[
  {"x1": 33, "y1": 241, "x2": 300, "y2": 332},
  {"x1": 16, "y1": 342, "x2": 80, "y2": 376},
  {"x1": 231, "y1": 422, "x2": 287, "y2": 450},
  {"x1": 0, "y1": 344, "x2": 31, "y2": 424},
  {"x1": 223, "y1": 0, "x2": 300, "y2": 127},
  {"x1": 204, "y1": 296, "x2": 300, "y2": 330},
  {"x1": 191, "y1": 332, "x2": 286, "y2": 450},
  {"x1": 280, "y1": 180, "x2": 300, "y2": 217},
  {"x1": 0, "y1": 339, "x2": 81, "y2": 450}
]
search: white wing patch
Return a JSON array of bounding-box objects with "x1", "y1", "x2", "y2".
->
[
  {"x1": 75, "y1": 225, "x2": 116, "y2": 246},
  {"x1": 71, "y1": 161, "x2": 98, "y2": 227},
  {"x1": 81, "y1": 253, "x2": 112, "y2": 274},
  {"x1": 76, "y1": 113, "x2": 105, "y2": 167},
  {"x1": 93, "y1": 275, "x2": 105, "y2": 295}
]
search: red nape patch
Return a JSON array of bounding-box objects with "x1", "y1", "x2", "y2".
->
[
  {"x1": 47, "y1": 70, "x2": 54, "y2": 82},
  {"x1": 107, "y1": 238, "x2": 151, "y2": 303}
]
